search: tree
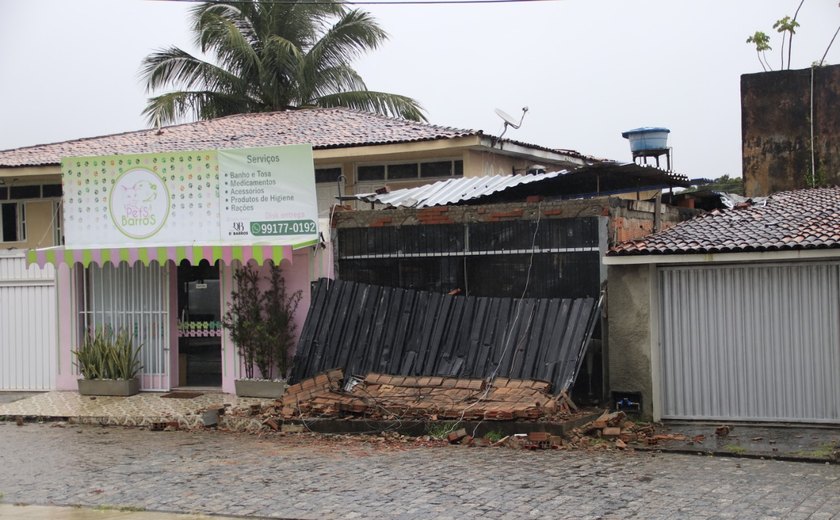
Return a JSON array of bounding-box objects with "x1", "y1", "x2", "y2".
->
[
  {"x1": 141, "y1": 1, "x2": 426, "y2": 125},
  {"x1": 746, "y1": 31, "x2": 773, "y2": 71},
  {"x1": 693, "y1": 175, "x2": 745, "y2": 196},
  {"x1": 773, "y1": 14, "x2": 801, "y2": 70}
]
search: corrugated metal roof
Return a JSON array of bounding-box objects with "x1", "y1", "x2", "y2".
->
[
  {"x1": 355, "y1": 171, "x2": 563, "y2": 208},
  {"x1": 353, "y1": 163, "x2": 690, "y2": 208}
]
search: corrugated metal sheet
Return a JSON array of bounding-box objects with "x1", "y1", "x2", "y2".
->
[
  {"x1": 355, "y1": 172, "x2": 562, "y2": 208},
  {"x1": 0, "y1": 252, "x2": 57, "y2": 390},
  {"x1": 291, "y1": 278, "x2": 601, "y2": 393},
  {"x1": 352, "y1": 163, "x2": 691, "y2": 209},
  {"x1": 659, "y1": 262, "x2": 840, "y2": 423}
]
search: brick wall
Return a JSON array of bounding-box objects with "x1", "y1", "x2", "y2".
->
[{"x1": 334, "y1": 198, "x2": 692, "y2": 245}]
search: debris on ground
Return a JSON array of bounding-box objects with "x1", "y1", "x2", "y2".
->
[
  {"x1": 259, "y1": 369, "x2": 580, "y2": 423},
  {"x1": 561, "y1": 410, "x2": 689, "y2": 451}
]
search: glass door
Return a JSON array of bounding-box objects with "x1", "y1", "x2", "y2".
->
[{"x1": 176, "y1": 261, "x2": 222, "y2": 387}]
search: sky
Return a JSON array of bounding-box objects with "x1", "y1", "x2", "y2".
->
[{"x1": 1, "y1": 0, "x2": 838, "y2": 181}]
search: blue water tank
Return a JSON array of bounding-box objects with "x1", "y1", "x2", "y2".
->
[{"x1": 621, "y1": 127, "x2": 670, "y2": 153}]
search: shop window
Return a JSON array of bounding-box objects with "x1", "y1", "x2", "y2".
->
[
  {"x1": 42, "y1": 184, "x2": 63, "y2": 197},
  {"x1": 315, "y1": 167, "x2": 342, "y2": 183},
  {"x1": 387, "y1": 163, "x2": 418, "y2": 179},
  {"x1": 53, "y1": 201, "x2": 64, "y2": 245},
  {"x1": 357, "y1": 165, "x2": 385, "y2": 181},
  {"x1": 0, "y1": 183, "x2": 64, "y2": 201},
  {"x1": 10, "y1": 185, "x2": 40, "y2": 200},
  {"x1": 357, "y1": 159, "x2": 463, "y2": 182},
  {"x1": 0, "y1": 202, "x2": 25, "y2": 242}
]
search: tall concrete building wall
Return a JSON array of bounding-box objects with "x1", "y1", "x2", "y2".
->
[{"x1": 741, "y1": 64, "x2": 840, "y2": 197}]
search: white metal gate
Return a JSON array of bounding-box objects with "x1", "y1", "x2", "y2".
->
[
  {"x1": 80, "y1": 261, "x2": 170, "y2": 391},
  {"x1": 659, "y1": 262, "x2": 840, "y2": 423},
  {"x1": 0, "y1": 252, "x2": 57, "y2": 390}
]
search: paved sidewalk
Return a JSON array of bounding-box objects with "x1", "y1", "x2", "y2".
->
[
  {"x1": 2, "y1": 423, "x2": 840, "y2": 519},
  {"x1": 0, "y1": 503, "x2": 237, "y2": 519},
  {"x1": 0, "y1": 391, "x2": 267, "y2": 429},
  {"x1": 645, "y1": 422, "x2": 840, "y2": 462}
]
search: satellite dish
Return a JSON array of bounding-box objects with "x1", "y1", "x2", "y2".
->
[
  {"x1": 494, "y1": 106, "x2": 528, "y2": 140},
  {"x1": 495, "y1": 108, "x2": 520, "y2": 127}
]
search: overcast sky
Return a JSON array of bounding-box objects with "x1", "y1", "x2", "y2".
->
[{"x1": 1, "y1": 0, "x2": 838, "y2": 180}]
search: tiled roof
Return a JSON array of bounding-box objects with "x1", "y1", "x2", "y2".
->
[
  {"x1": 609, "y1": 187, "x2": 840, "y2": 255},
  {"x1": 0, "y1": 108, "x2": 479, "y2": 168}
]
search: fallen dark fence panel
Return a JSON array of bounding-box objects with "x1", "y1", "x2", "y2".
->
[{"x1": 291, "y1": 279, "x2": 601, "y2": 393}]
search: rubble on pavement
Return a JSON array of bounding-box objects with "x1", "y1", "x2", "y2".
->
[
  {"x1": 256, "y1": 369, "x2": 580, "y2": 422},
  {"x1": 214, "y1": 370, "x2": 687, "y2": 453}
]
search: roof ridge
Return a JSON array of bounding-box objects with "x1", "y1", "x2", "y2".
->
[{"x1": 0, "y1": 107, "x2": 482, "y2": 156}]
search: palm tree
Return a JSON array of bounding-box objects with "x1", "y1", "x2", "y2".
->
[{"x1": 141, "y1": 1, "x2": 426, "y2": 125}]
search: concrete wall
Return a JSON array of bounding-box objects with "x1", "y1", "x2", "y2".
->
[
  {"x1": 742, "y1": 64, "x2": 840, "y2": 196},
  {"x1": 606, "y1": 263, "x2": 655, "y2": 420}
]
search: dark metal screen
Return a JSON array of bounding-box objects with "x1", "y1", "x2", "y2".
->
[
  {"x1": 291, "y1": 278, "x2": 602, "y2": 393},
  {"x1": 337, "y1": 218, "x2": 602, "y2": 298}
]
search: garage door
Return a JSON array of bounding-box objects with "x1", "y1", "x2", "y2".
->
[
  {"x1": 0, "y1": 253, "x2": 57, "y2": 390},
  {"x1": 659, "y1": 262, "x2": 840, "y2": 423}
]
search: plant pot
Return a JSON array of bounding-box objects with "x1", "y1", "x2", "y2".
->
[
  {"x1": 77, "y1": 377, "x2": 140, "y2": 396},
  {"x1": 235, "y1": 379, "x2": 287, "y2": 399}
]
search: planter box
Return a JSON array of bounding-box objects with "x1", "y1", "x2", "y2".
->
[
  {"x1": 235, "y1": 379, "x2": 287, "y2": 399},
  {"x1": 78, "y1": 377, "x2": 140, "y2": 396}
]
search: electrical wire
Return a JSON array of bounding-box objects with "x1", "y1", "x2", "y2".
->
[{"x1": 442, "y1": 201, "x2": 544, "y2": 438}]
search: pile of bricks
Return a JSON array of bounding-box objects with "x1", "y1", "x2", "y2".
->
[
  {"x1": 275, "y1": 369, "x2": 574, "y2": 422},
  {"x1": 279, "y1": 369, "x2": 345, "y2": 417},
  {"x1": 567, "y1": 410, "x2": 688, "y2": 450}
]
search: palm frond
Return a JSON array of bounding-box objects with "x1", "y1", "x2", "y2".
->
[
  {"x1": 192, "y1": 8, "x2": 262, "y2": 80},
  {"x1": 307, "y1": 9, "x2": 388, "y2": 72},
  {"x1": 314, "y1": 91, "x2": 427, "y2": 122},
  {"x1": 140, "y1": 47, "x2": 243, "y2": 94},
  {"x1": 143, "y1": 90, "x2": 256, "y2": 125},
  {"x1": 140, "y1": 1, "x2": 425, "y2": 124},
  {"x1": 304, "y1": 64, "x2": 367, "y2": 102}
]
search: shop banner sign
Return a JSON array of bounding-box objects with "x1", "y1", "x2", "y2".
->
[
  {"x1": 218, "y1": 145, "x2": 319, "y2": 243},
  {"x1": 62, "y1": 145, "x2": 318, "y2": 248}
]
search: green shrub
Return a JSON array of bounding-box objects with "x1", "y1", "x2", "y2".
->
[
  {"x1": 73, "y1": 327, "x2": 143, "y2": 380},
  {"x1": 483, "y1": 431, "x2": 505, "y2": 443},
  {"x1": 223, "y1": 263, "x2": 302, "y2": 380}
]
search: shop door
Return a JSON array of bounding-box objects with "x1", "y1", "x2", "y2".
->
[
  {"x1": 177, "y1": 261, "x2": 222, "y2": 387},
  {"x1": 81, "y1": 261, "x2": 170, "y2": 391}
]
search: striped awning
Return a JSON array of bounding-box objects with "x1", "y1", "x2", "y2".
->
[{"x1": 26, "y1": 240, "x2": 318, "y2": 268}]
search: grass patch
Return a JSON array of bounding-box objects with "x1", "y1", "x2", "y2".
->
[
  {"x1": 483, "y1": 431, "x2": 505, "y2": 443},
  {"x1": 794, "y1": 443, "x2": 837, "y2": 459},
  {"x1": 95, "y1": 505, "x2": 146, "y2": 513},
  {"x1": 723, "y1": 444, "x2": 746, "y2": 455},
  {"x1": 426, "y1": 422, "x2": 456, "y2": 440}
]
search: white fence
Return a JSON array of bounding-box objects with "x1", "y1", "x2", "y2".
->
[{"x1": 0, "y1": 252, "x2": 57, "y2": 391}]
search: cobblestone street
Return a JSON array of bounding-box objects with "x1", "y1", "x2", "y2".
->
[{"x1": 1, "y1": 422, "x2": 839, "y2": 519}]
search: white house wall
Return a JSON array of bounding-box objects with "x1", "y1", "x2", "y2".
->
[{"x1": 658, "y1": 262, "x2": 840, "y2": 423}]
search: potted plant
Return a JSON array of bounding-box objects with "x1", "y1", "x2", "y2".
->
[
  {"x1": 73, "y1": 326, "x2": 143, "y2": 396},
  {"x1": 224, "y1": 262, "x2": 302, "y2": 398}
]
